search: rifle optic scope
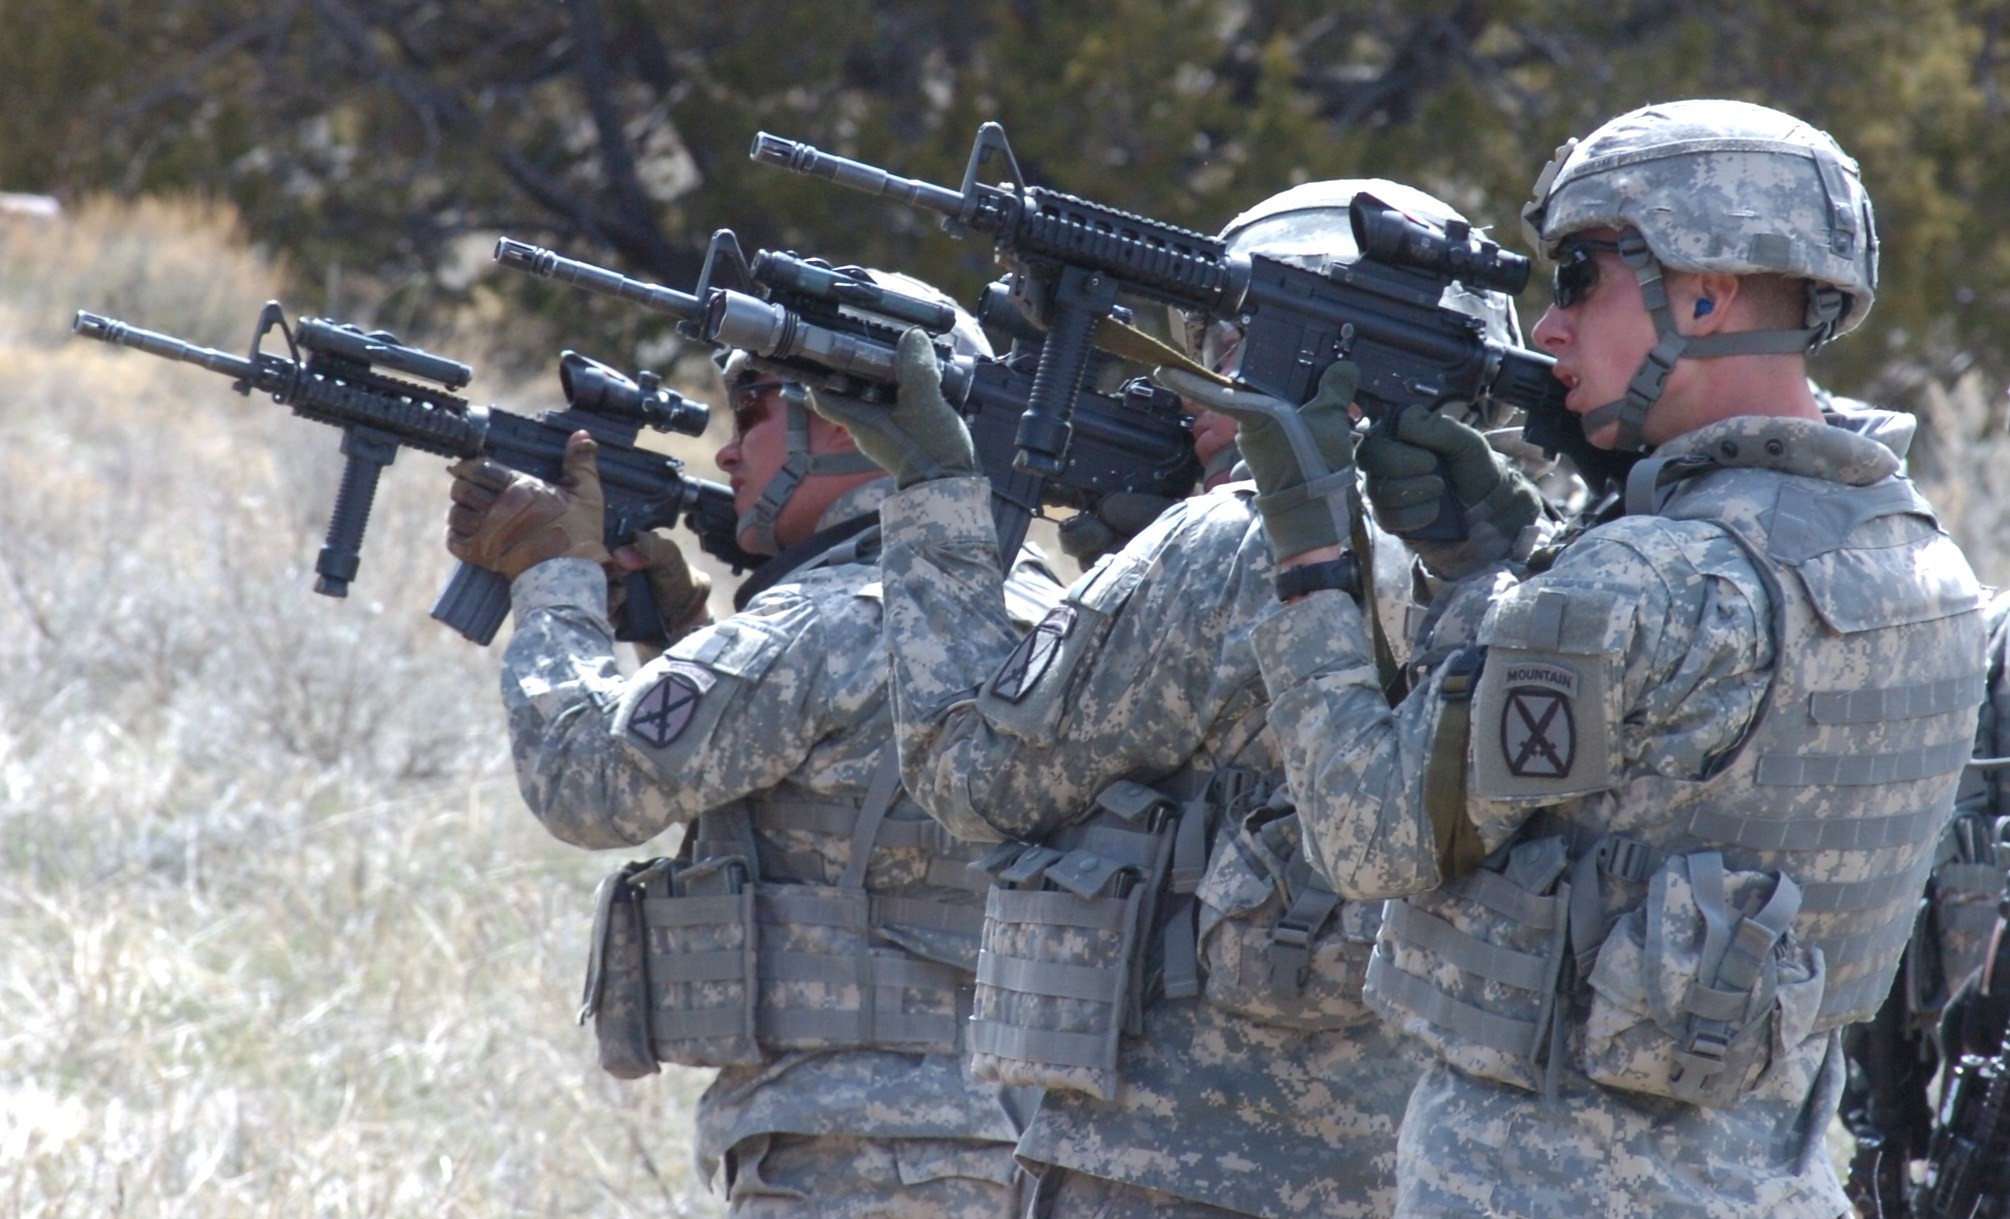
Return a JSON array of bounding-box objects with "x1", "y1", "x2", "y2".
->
[
  {"x1": 558, "y1": 352, "x2": 710, "y2": 437},
  {"x1": 1349, "y1": 197, "x2": 1532, "y2": 297}
]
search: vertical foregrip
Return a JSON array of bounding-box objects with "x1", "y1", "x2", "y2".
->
[
  {"x1": 1016, "y1": 304, "x2": 1097, "y2": 477},
  {"x1": 314, "y1": 428, "x2": 400, "y2": 597}
]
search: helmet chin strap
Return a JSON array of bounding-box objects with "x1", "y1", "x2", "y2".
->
[
  {"x1": 1576, "y1": 228, "x2": 1841, "y2": 453},
  {"x1": 735, "y1": 383, "x2": 883, "y2": 555}
]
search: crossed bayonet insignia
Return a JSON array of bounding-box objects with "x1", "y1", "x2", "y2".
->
[
  {"x1": 1501, "y1": 687, "x2": 1575, "y2": 779},
  {"x1": 630, "y1": 670, "x2": 703, "y2": 748},
  {"x1": 990, "y1": 604, "x2": 1077, "y2": 704}
]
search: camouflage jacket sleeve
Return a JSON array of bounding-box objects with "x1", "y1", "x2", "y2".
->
[
  {"x1": 879, "y1": 477, "x2": 1275, "y2": 841},
  {"x1": 501, "y1": 556, "x2": 885, "y2": 849},
  {"x1": 1251, "y1": 517, "x2": 1773, "y2": 899}
]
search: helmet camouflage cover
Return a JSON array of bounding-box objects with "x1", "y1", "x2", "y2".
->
[{"x1": 1522, "y1": 98, "x2": 1877, "y2": 337}]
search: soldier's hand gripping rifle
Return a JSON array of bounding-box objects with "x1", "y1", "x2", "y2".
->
[
  {"x1": 751, "y1": 123, "x2": 1586, "y2": 533},
  {"x1": 494, "y1": 234, "x2": 1198, "y2": 561},
  {"x1": 71, "y1": 304, "x2": 758, "y2": 645}
]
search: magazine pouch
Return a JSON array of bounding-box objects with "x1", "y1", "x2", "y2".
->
[
  {"x1": 965, "y1": 780, "x2": 1186, "y2": 1100},
  {"x1": 1197, "y1": 802, "x2": 1377, "y2": 1030},
  {"x1": 580, "y1": 854, "x2": 764, "y2": 1074},
  {"x1": 1581, "y1": 850, "x2": 1824, "y2": 1107}
]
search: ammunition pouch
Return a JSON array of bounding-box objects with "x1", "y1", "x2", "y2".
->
[
  {"x1": 580, "y1": 854, "x2": 762, "y2": 1072},
  {"x1": 1366, "y1": 835, "x2": 1575, "y2": 1094},
  {"x1": 966, "y1": 773, "x2": 1233, "y2": 1100},
  {"x1": 1581, "y1": 849, "x2": 1825, "y2": 1107},
  {"x1": 578, "y1": 754, "x2": 987, "y2": 1075},
  {"x1": 1196, "y1": 800, "x2": 1378, "y2": 1030},
  {"x1": 1367, "y1": 833, "x2": 1828, "y2": 1106},
  {"x1": 1926, "y1": 812, "x2": 2010, "y2": 1011}
]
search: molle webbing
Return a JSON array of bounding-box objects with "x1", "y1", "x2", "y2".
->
[
  {"x1": 1265, "y1": 833, "x2": 1344, "y2": 998},
  {"x1": 637, "y1": 750, "x2": 989, "y2": 1062},
  {"x1": 969, "y1": 887, "x2": 1139, "y2": 1075},
  {"x1": 1754, "y1": 738, "x2": 1974, "y2": 787},
  {"x1": 748, "y1": 798, "x2": 992, "y2": 894},
  {"x1": 1657, "y1": 467, "x2": 1982, "y2": 1030},
  {"x1": 747, "y1": 887, "x2": 968, "y2": 1049},
  {"x1": 966, "y1": 769, "x2": 1260, "y2": 1097},
  {"x1": 1367, "y1": 867, "x2": 1571, "y2": 1067},
  {"x1": 636, "y1": 859, "x2": 758, "y2": 1046}
]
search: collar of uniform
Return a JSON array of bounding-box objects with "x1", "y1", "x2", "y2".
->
[
  {"x1": 816, "y1": 475, "x2": 897, "y2": 532},
  {"x1": 1820, "y1": 400, "x2": 1917, "y2": 463},
  {"x1": 1653, "y1": 414, "x2": 1900, "y2": 487}
]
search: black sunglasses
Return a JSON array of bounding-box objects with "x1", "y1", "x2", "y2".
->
[{"x1": 1551, "y1": 237, "x2": 1622, "y2": 309}]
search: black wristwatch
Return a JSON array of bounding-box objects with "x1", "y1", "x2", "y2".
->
[{"x1": 1275, "y1": 554, "x2": 1361, "y2": 602}]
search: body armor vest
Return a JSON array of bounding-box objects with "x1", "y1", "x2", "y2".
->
[
  {"x1": 579, "y1": 528, "x2": 996, "y2": 1074},
  {"x1": 1369, "y1": 451, "x2": 1986, "y2": 1105},
  {"x1": 584, "y1": 752, "x2": 996, "y2": 1074}
]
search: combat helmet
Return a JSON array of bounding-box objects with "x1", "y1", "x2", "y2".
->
[
  {"x1": 1521, "y1": 98, "x2": 1878, "y2": 451},
  {"x1": 721, "y1": 268, "x2": 991, "y2": 554}
]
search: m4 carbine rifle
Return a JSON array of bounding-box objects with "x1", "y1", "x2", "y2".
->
[
  {"x1": 71, "y1": 303, "x2": 758, "y2": 645},
  {"x1": 493, "y1": 231, "x2": 1199, "y2": 562},
  {"x1": 751, "y1": 122, "x2": 1594, "y2": 532}
]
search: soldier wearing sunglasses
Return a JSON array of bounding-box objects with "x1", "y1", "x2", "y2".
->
[{"x1": 1246, "y1": 99, "x2": 1987, "y2": 1216}]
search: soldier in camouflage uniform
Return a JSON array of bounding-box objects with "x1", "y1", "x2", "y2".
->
[
  {"x1": 1226, "y1": 99, "x2": 1988, "y2": 1216},
  {"x1": 813, "y1": 181, "x2": 1536, "y2": 1219},
  {"x1": 441, "y1": 279, "x2": 1061, "y2": 1218}
]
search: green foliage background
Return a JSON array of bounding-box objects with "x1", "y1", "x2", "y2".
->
[{"x1": 6, "y1": 0, "x2": 2008, "y2": 400}]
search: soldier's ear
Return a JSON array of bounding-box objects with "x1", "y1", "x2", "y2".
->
[
  {"x1": 1679, "y1": 272, "x2": 1740, "y2": 335},
  {"x1": 806, "y1": 414, "x2": 860, "y2": 454}
]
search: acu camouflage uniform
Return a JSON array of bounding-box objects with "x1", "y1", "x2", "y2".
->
[
  {"x1": 500, "y1": 476, "x2": 1060, "y2": 1217},
  {"x1": 1252, "y1": 412, "x2": 1986, "y2": 1217},
  {"x1": 879, "y1": 474, "x2": 1424, "y2": 1219}
]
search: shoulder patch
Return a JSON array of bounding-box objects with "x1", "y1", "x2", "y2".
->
[
  {"x1": 990, "y1": 604, "x2": 1077, "y2": 703},
  {"x1": 627, "y1": 661, "x2": 716, "y2": 749},
  {"x1": 1500, "y1": 675, "x2": 1577, "y2": 778},
  {"x1": 1471, "y1": 582, "x2": 1631, "y2": 801}
]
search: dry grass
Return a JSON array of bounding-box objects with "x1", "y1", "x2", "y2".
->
[{"x1": 0, "y1": 197, "x2": 725, "y2": 1218}]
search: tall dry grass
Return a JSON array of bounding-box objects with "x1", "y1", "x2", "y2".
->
[{"x1": 0, "y1": 197, "x2": 724, "y2": 1218}]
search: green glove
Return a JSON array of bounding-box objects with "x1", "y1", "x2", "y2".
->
[
  {"x1": 1357, "y1": 409, "x2": 1544, "y2": 579},
  {"x1": 1156, "y1": 361, "x2": 1359, "y2": 561},
  {"x1": 807, "y1": 327, "x2": 978, "y2": 488},
  {"x1": 1057, "y1": 491, "x2": 1182, "y2": 567}
]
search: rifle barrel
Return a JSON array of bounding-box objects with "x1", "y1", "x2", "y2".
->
[
  {"x1": 492, "y1": 239, "x2": 704, "y2": 322},
  {"x1": 72, "y1": 310, "x2": 260, "y2": 381},
  {"x1": 748, "y1": 134, "x2": 966, "y2": 219}
]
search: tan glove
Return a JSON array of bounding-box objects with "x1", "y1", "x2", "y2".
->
[
  {"x1": 446, "y1": 430, "x2": 612, "y2": 581},
  {"x1": 610, "y1": 530, "x2": 713, "y2": 645}
]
